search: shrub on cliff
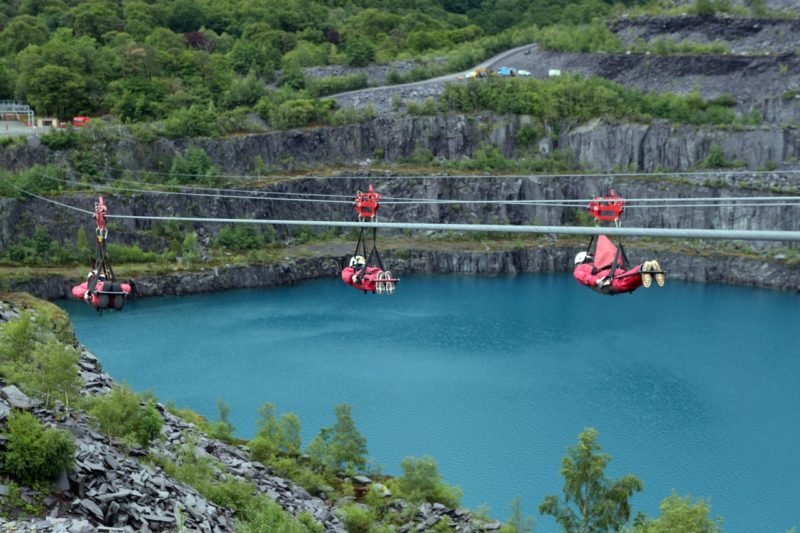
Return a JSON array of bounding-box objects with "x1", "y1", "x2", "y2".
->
[
  {"x1": 2, "y1": 410, "x2": 75, "y2": 485},
  {"x1": 163, "y1": 104, "x2": 221, "y2": 139},
  {"x1": 87, "y1": 384, "x2": 163, "y2": 447},
  {"x1": 306, "y1": 73, "x2": 368, "y2": 98},
  {"x1": 268, "y1": 98, "x2": 334, "y2": 129},
  {"x1": 393, "y1": 456, "x2": 462, "y2": 508},
  {"x1": 169, "y1": 145, "x2": 221, "y2": 186}
]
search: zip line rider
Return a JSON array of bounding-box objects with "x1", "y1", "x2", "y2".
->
[
  {"x1": 573, "y1": 191, "x2": 665, "y2": 295},
  {"x1": 341, "y1": 185, "x2": 398, "y2": 294},
  {"x1": 573, "y1": 237, "x2": 665, "y2": 295},
  {"x1": 70, "y1": 196, "x2": 133, "y2": 311}
]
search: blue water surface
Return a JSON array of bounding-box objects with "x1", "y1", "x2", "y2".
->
[{"x1": 60, "y1": 275, "x2": 800, "y2": 533}]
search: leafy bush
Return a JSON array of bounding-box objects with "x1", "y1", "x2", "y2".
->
[
  {"x1": 106, "y1": 243, "x2": 163, "y2": 264},
  {"x1": 268, "y1": 98, "x2": 332, "y2": 129},
  {"x1": 215, "y1": 225, "x2": 263, "y2": 250},
  {"x1": 3, "y1": 410, "x2": 75, "y2": 485},
  {"x1": 473, "y1": 145, "x2": 509, "y2": 171},
  {"x1": 222, "y1": 71, "x2": 268, "y2": 109},
  {"x1": 441, "y1": 76, "x2": 739, "y2": 126},
  {"x1": 336, "y1": 504, "x2": 376, "y2": 533},
  {"x1": 163, "y1": 104, "x2": 221, "y2": 139},
  {"x1": 394, "y1": 456, "x2": 462, "y2": 508},
  {"x1": 236, "y1": 494, "x2": 321, "y2": 533},
  {"x1": 39, "y1": 128, "x2": 80, "y2": 150},
  {"x1": 535, "y1": 21, "x2": 623, "y2": 53},
  {"x1": 0, "y1": 165, "x2": 64, "y2": 198},
  {"x1": 269, "y1": 456, "x2": 329, "y2": 495},
  {"x1": 0, "y1": 304, "x2": 79, "y2": 406},
  {"x1": 702, "y1": 143, "x2": 729, "y2": 168},
  {"x1": 87, "y1": 384, "x2": 163, "y2": 447},
  {"x1": 170, "y1": 146, "x2": 220, "y2": 186},
  {"x1": 0, "y1": 136, "x2": 27, "y2": 148},
  {"x1": 306, "y1": 74, "x2": 368, "y2": 97},
  {"x1": 632, "y1": 493, "x2": 722, "y2": 533}
]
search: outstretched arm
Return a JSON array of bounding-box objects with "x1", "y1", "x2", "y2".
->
[{"x1": 573, "y1": 264, "x2": 606, "y2": 288}]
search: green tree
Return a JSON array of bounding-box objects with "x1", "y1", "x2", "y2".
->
[
  {"x1": 632, "y1": 493, "x2": 722, "y2": 533},
  {"x1": 0, "y1": 14, "x2": 49, "y2": 54},
  {"x1": 0, "y1": 310, "x2": 36, "y2": 370},
  {"x1": 279, "y1": 412, "x2": 301, "y2": 455},
  {"x1": 540, "y1": 428, "x2": 643, "y2": 533},
  {"x1": 502, "y1": 496, "x2": 536, "y2": 533},
  {"x1": 343, "y1": 35, "x2": 375, "y2": 67},
  {"x1": 251, "y1": 404, "x2": 302, "y2": 461},
  {"x1": 251, "y1": 402, "x2": 281, "y2": 460},
  {"x1": 22, "y1": 64, "x2": 88, "y2": 120},
  {"x1": 170, "y1": 146, "x2": 218, "y2": 185},
  {"x1": 65, "y1": 0, "x2": 124, "y2": 41},
  {"x1": 329, "y1": 403, "x2": 367, "y2": 472},
  {"x1": 306, "y1": 427, "x2": 333, "y2": 469},
  {"x1": 3, "y1": 410, "x2": 75, "y2": 485},
  {"x1": 212, "y1": 399, "x2": 236, "y2": 441},
  {"x1": 395, "y1": 455, "x2": 462, "y2": 508},
  {"x1": 31, "y1": 337, "x2": 81, "y2": 410}
]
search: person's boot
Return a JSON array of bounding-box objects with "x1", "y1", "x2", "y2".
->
[
  {"x1": 641, "y1": 261, "x2": 653, "y2": 288},
  {"x1": 652, "y1": 260, "x2": 665, "y2": 287}
]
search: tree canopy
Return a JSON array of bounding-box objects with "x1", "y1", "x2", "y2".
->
[
  {"x1": 0, "y1": 0, "x2": 652, "y2": 122},
  {"x1": 540, "y1": 428, "x2": 643, "y2": 533}
]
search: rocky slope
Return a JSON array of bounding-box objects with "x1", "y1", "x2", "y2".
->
[
  {"x1": 0, "y1": 301, "x2": 494, "y2": 533},
  {"x1": 610, "y1": 15, "x2": 800, "y2": 54}
]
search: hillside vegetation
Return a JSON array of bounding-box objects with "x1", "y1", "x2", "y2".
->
[{"x1": 0, "y1": 0, "x2": 648, "y2": 121}]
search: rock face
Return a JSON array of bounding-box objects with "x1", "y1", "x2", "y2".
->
[
  {"x1": 9, "y1": 245, "x2": 800, "y2": 302},
  {"x1": 1, "y1": 113, "x2": 798, "y2": 177},
  {"x1": 2, "y1": 171, "x2": 798, "y2": 251},
  {"x1": 610, "y1": 15, "x2": 800, "y2": 55},
  {"x1": 1, "y1": 170, "x2": 798, "y2": 299},
  {"x1": 563, "y1": 117, "x2": 800, "y2": 171}
]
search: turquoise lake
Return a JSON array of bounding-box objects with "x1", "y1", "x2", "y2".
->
[{"x1": 60, "y1": 275, "x2": 800, "y2": 532}]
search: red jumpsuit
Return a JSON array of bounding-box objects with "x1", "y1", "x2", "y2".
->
[
  {"x1": 341, "y1": 266, "x2": 383, "y2": 292},
  {"x1": 71, "y1": 279, "x2": 132, "y2": 309},
  {"x1": 573, "y1": 263, "x2": 643, "y2": 295}
]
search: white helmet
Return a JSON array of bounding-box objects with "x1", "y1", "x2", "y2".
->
[
  {"x1": 349, "y1": 255, "x2": 366, "y2": 268},
  {"x1": 574, "y1": 251, "x2": 588, "y2": 265}
]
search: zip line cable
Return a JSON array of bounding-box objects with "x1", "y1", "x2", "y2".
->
[
  {"x1": 9, "y1": 180, "x2": 800, "y2": 242},
  {"x1": 29, "y1": 172, "x2": 800, "y2": 209}
]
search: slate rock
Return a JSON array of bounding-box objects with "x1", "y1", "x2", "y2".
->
[
  {"x1": 53, "y1": 470, "x2": 70, "y2": 492},
  {"x1": 80, "y1": 498, "x2": 104, "y2": 520},
  {"x1": 292, "y1": 485, "x2": 312, "y2": 500},
  {"x1": 1, "y1": 385, "x2": 41, "y2": 409}
]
